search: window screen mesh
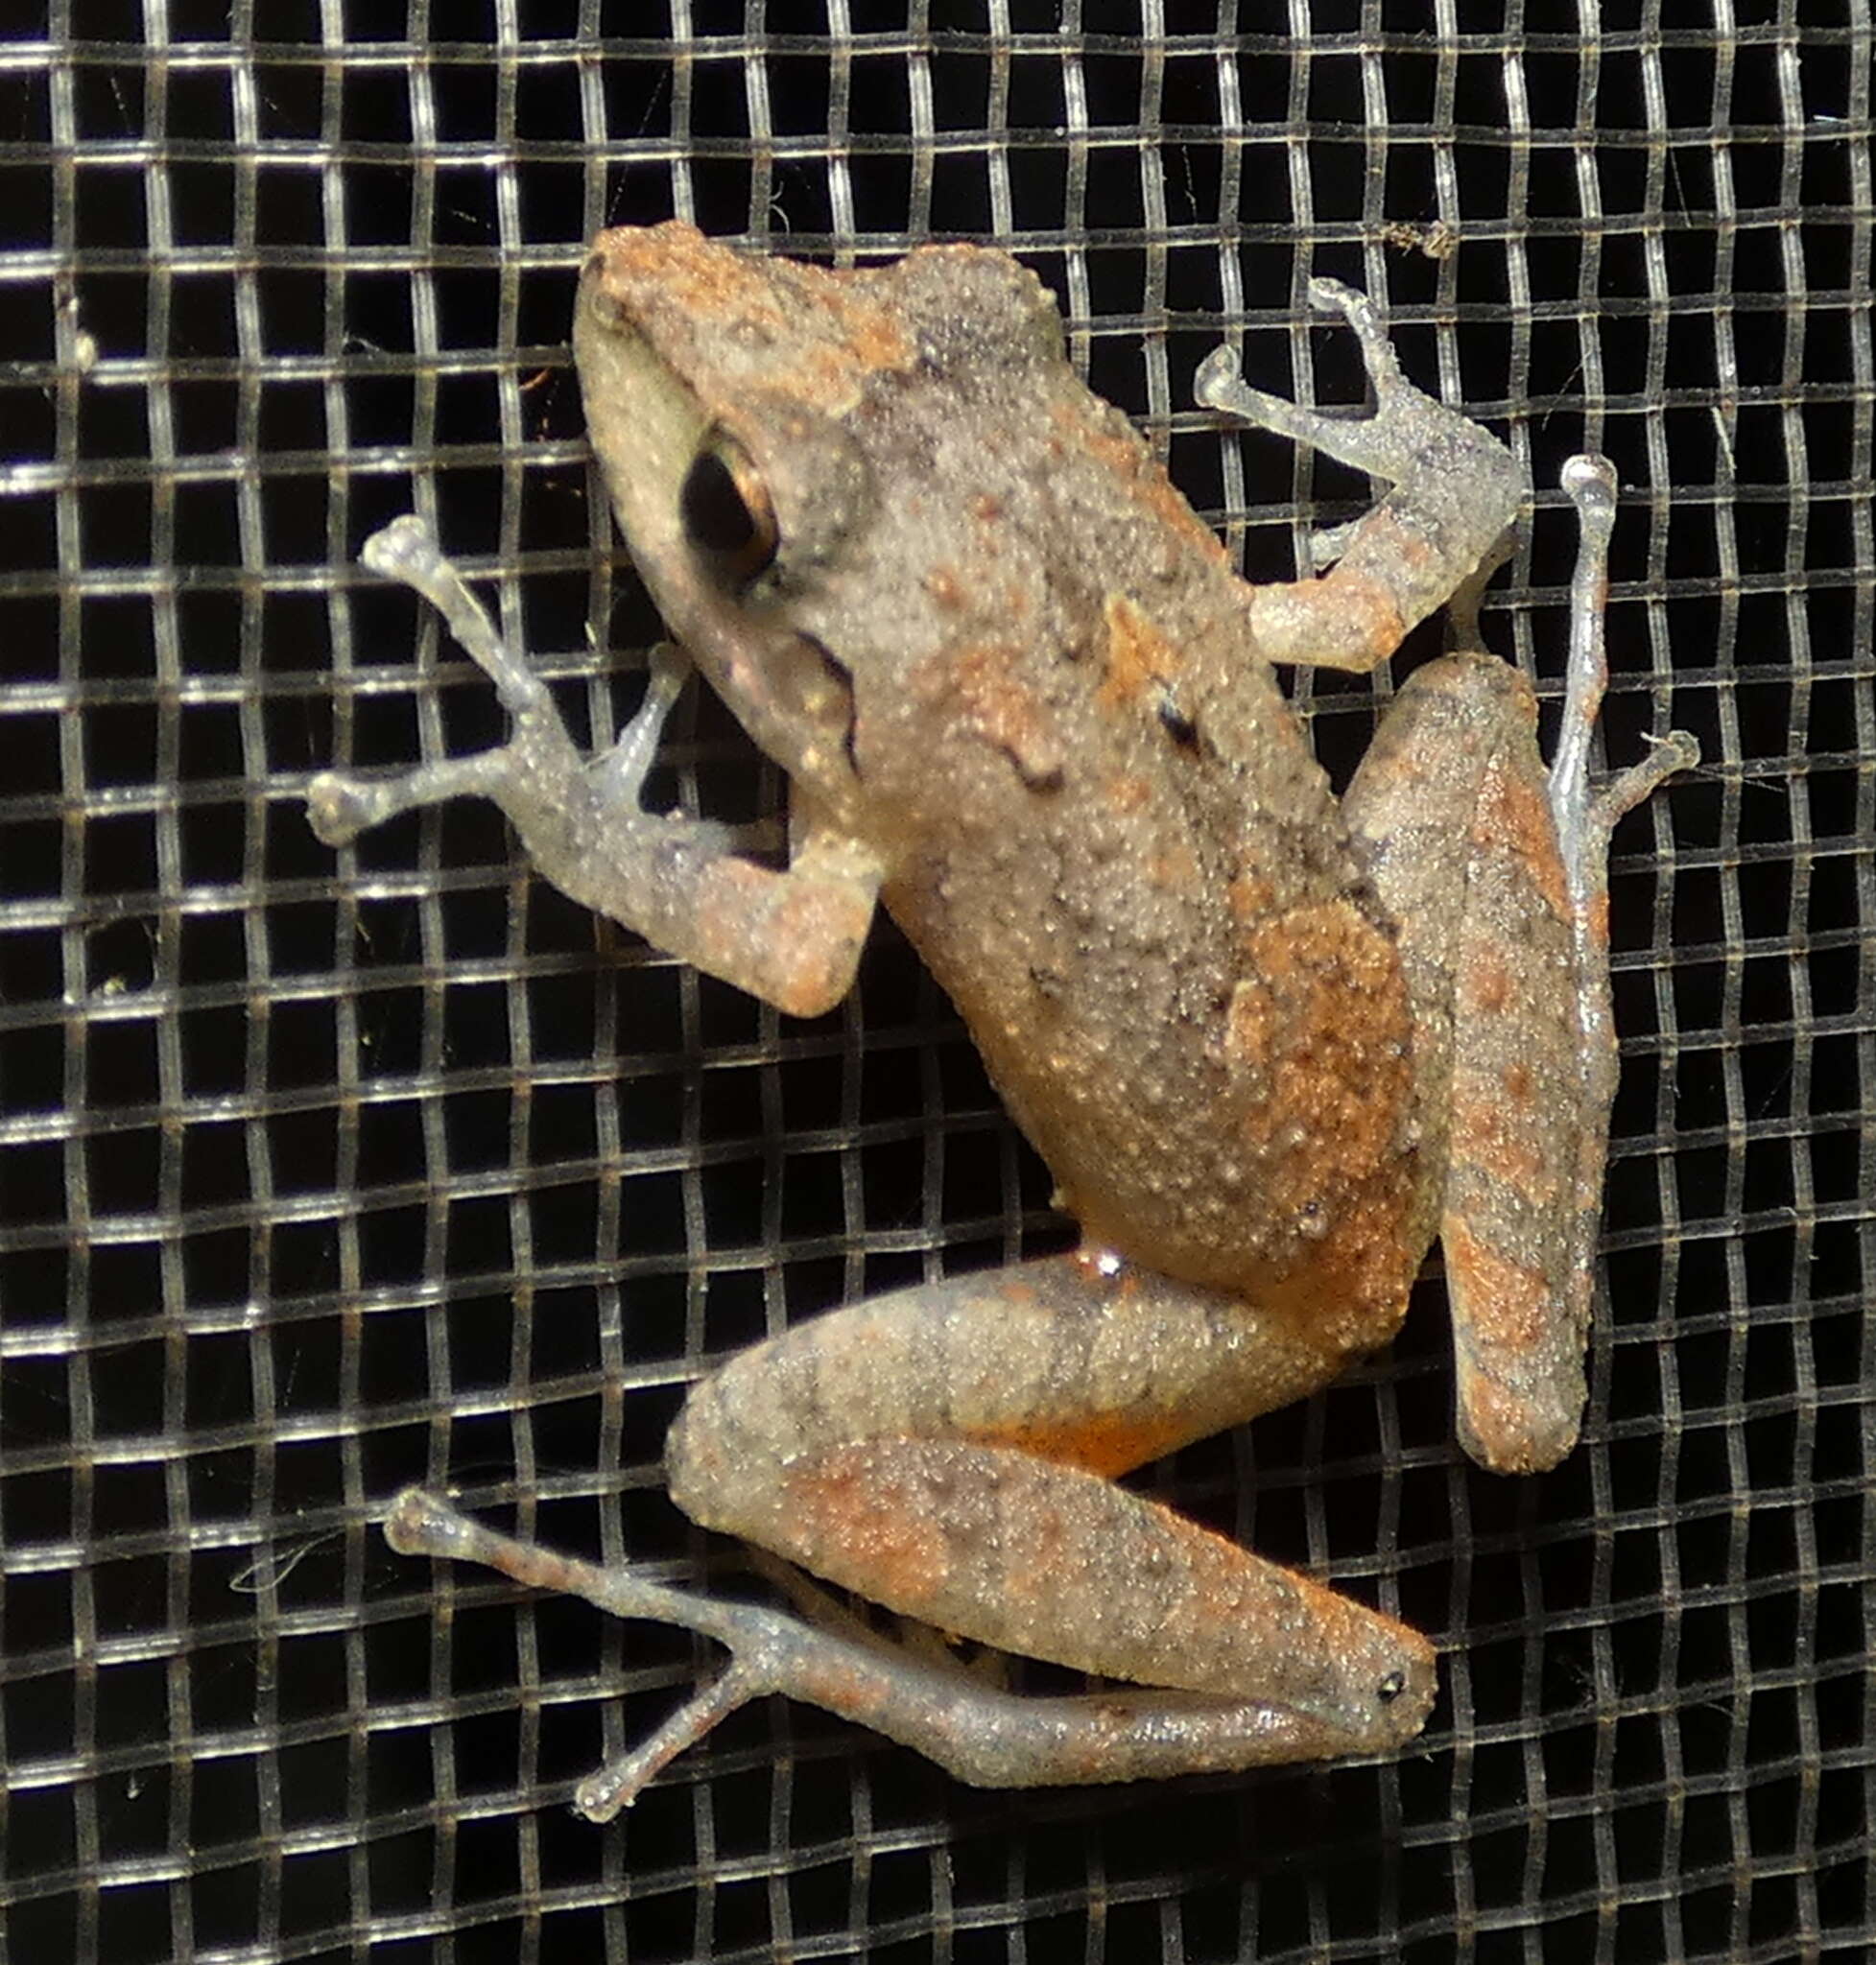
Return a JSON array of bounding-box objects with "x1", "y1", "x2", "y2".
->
[{"x1": 3, "y1": 7, "x2": 1871, "y2": 1961}]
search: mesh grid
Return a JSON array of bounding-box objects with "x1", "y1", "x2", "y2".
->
[{"x1": 2, "y1": 5, "x2": 1871, "y2": 1960}]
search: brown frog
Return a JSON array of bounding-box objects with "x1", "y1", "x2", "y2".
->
[{"x1": 309, "y1": 222, "x2": 1697, "y2": 1816}]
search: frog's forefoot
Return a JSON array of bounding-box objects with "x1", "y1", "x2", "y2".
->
[
  {"x1": 312, "y1": 513, "x2": 877, "y2": 1016},
  {"x1": 308, "y1": 515, "x2": 593, "y2": 847},
  {"x1": 1196, "y1": 276, "x2": 1512, "y2": 492},
  {"x1": 307, "y1": 512, "x2": 702, "y2": 879}
]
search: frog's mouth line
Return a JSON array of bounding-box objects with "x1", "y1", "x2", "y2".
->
[{"x1": 805, "y1": 639, "x2": 863, "y2": 779}]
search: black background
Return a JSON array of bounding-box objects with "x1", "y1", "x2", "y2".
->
[{"x1": 1, "y1": 6, "x2": 1870, "y2": 1961}]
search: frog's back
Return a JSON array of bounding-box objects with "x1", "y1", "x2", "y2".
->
[
  {"x1": 810, "y1": 249, "x2": 1429, "y2": 1330},
  {"x1": 581, "y1": 228, "x2": 1430, "y2": 1331}
]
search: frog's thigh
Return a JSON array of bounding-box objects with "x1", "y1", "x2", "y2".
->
[
  {"x1": 1346, "y1": 652, "x2": 1598, "y2": 1475},
  {"x1": 667, "y1": 1251, "x2": 1436, "y2": 1763}
]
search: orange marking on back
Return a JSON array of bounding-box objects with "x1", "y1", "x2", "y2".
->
[
  {"x1": 781, "y1": 1454, "x2": 955, "y2": 1615},
  {"x1": 1450, "y1": 1096, "x2": 1555, "y2": 1202},
  {"x1": 1444, "y1": 1215, "x2": 1554, "y2": 1357},
  {"x1": 1223, "y1": 976, "x2": 1276, "y2": 1077},
  {"x1": 1459, "y1": 944, "x2": 1515, "y2": 1016},
  {"x1": 1473, "y1": 764, "x2": 1571, "y2": 922},
  {"x1": 1149, "y1": 842, "x2": 1200, "y2": 889},
  {"x1": 961, "y1": 1409, "x2": 1200, "y2": 1480},
  {"x1": 1052, "y1": 405, "x2": 1230, "y2": 566},
  {"x1": 1226, "y1": 869, "x2": 1279, "y2": 923},
  {"x1": 1098, "y1": 593, "x2": 1185, "y2": 714},
  {"x1": 924, "y1": 564, "x2": 967, "y2": 611},
  {"x1": 1105, "y1": 772, "x2": 1152, "y2": 814},
  {"x1": 910, "y1": 638, "x2": 1064, "y2": 786}
]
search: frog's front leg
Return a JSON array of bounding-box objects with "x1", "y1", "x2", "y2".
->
[
  {"x1": 1197, "y1": 278, "x2": 1524, "y2": 673},
  {"x1": 307, "y1": 515, "x2": 882, "y2": 1018},
  {"x1": 391, "y1": 1251, "x2": 1436, "y2": 1813}
]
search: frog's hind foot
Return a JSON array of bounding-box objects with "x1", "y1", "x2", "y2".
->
[
  {"x1": 1354, "y1": 453, "x2": 1698, "y2": 1479},
  {"x1": 385, "y1": 1487, "x2": 776, "y2": 1822},
  {"x1": 306, "y1": 514, "x2": 688, "y2": 853},
  {"x1": 384, "y1": 1485, "x2": 1434, "y2": 1816},
  {"x1": 1548, "y1": 456, "x2": 1701, "y2": 886}
]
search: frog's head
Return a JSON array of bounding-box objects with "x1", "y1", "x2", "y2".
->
[
  {"x1": 574, "y1": 223, "x2": 1068, "y2": 817},
  {"x1": 575, "y1": 222, "x2": 913, "y2": 812}
]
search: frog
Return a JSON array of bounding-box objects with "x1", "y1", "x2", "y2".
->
[{"x1": 308, "y1": 221, "x2": 1698, "y2": 1818}]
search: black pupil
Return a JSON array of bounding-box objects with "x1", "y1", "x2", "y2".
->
[{"x1": 683, "y1": 451, "x2": 757, "y2": 558}]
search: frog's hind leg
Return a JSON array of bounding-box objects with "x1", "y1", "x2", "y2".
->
[
  {"x1": 1454, "y1": 456, "x2": 1695, "y2": 1469},
  {"x1": 1197, "y1": 278, "x2": 1525, "y2": 675},
  {"x1": 1343, "y1": 458, "x2": 1697, "y2": 1475},
  {"x1": 390, "y1": 1251, "x2": 1437, "y2": 1811}
]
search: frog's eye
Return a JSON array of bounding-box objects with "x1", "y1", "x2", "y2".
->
[{"x1": 682, "y1": 436, "x2": 778, "y2": 583}]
